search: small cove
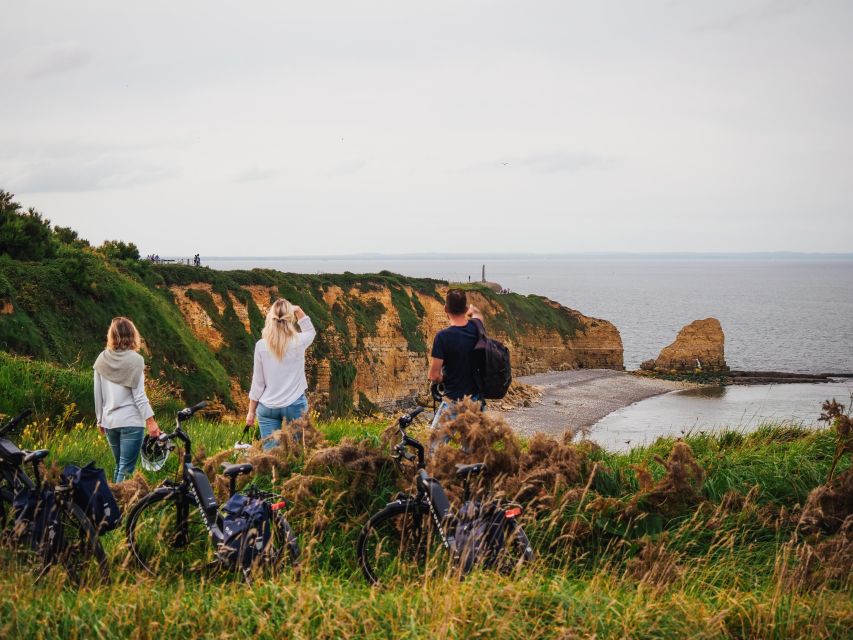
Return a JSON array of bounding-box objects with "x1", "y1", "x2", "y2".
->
[{"x1": 589, "y1": 380, "x2": 853, "y2": 451}]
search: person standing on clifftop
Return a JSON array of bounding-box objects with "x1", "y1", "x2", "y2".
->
[
  {"x1": 428, "y1": 288, "x2": 486, "y2": 429},
  {"x1": 93, "y1": 317, "x2": 161, "y2": 482},
  {"x1": 246, "y1": 298, "x2": 317, "y2": 450}
]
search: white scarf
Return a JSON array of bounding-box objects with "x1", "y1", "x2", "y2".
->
[{"x1": 93, "y1": 349, "x2": 144, "y2": 388}]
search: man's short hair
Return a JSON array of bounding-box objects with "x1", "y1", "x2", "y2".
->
[{"x1": 445, "y1": 289, "x2": 468, "y2": 316}]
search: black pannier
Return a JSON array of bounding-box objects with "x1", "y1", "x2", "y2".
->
[
  {"x1": 62, "y1": 462, "x2": 121, "y2": 534},
  {"x1": 218, "y1": 493, "x2": 272, "y2": 568},
  {"x1": 452, "y1": 500, "x2": 507, "y2": 575},
  {"x1": 13, "y1": 485, "x2": 60, "y2": 549}
]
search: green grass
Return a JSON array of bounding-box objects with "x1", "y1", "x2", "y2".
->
[
  {"x1": 2, "y1": 415, "x2": 850, "y2": 639},
  {"x1": 2, "y1": 242, "x2": 602, "y2": 417}
]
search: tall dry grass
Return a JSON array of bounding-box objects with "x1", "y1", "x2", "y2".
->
[{"x1": 2, "y1": 400, "x2": 851, "y2": 638}]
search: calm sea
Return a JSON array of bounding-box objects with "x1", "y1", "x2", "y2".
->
[
  {"x1": 592, "y1": 381, "x2": 853, "y2": 451},
  {"x1": 205, "y1": 256, "x2": 853, "y2": 375}
]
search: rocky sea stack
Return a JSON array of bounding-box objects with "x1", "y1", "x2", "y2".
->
[{"x1": 642, "y1": 317, "x2": 728, "y2": 373}]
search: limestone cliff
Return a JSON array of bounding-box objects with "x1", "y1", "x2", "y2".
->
[
  {"x1": 650, "y1": 318, "x2": 727, "y2": 373},
  {"x1": 163, "y1": 268, "x2": 623, "y2": 414}
]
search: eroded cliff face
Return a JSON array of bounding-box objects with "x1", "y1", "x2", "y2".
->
[{"x1": 168, "y1": 279, "x2": 623, "y2": 413}]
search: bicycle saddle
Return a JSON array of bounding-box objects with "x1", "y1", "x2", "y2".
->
[
  {"x1": 455, "y1": 462, "x2": 486, "y2": 478},
  {"x1": 221, "y1": 462, "x2": 253, "y2": 478},
  {"x1": 23, "y1": 449, "x2": 49, "y2": 464}
]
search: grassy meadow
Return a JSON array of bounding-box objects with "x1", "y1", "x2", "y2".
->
[{"x1": 1, "y1": 404, "x2": 851, "y2": 640}]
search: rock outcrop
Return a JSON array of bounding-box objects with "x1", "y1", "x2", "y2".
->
[{"x1": 651, "y1": 318, "x2": 727, "y2": 373}]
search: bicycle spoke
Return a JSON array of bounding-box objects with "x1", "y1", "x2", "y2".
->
[{"x1": 128, "y1": 493, "x2": 214, "y2": 576}]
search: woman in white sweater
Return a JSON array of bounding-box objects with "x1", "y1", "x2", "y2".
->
[
  {"x1": 93, "y1": 317, "x2": 161, "y2": 482},
  {"x1": 246, "y1": 299, "x2": 317, "y2": 449}
]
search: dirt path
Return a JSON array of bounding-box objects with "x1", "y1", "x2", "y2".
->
[{"x1": 496, "y1": 370, "x2": 687, "y2": 438}]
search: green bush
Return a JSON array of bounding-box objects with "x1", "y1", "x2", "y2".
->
[{"x1": 0, "y1": 191, "x2": 56, "y2": 261}]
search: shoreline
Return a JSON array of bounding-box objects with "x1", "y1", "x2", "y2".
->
[{"x1": 496, "y1": 369, "x2": 690, "y2": 438}]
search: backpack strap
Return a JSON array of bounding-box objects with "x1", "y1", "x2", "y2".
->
[{"x1": 470, "y1": 318, "x2": 488, "y2": 349}]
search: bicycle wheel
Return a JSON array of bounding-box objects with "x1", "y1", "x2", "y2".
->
[
  {"x1": 488, "y1": 519, "x2": 535, "y2": 575},
  {"x1": 357, "y1": 500, "x2": 444, "y2": 585},
  {"x1": 49, "y1": 501, "x2": 110, "y2": 585},
  {"x1": 0, "y1": 467, "x2": 28, "y2": 530},
  {"x1": 269, "y1": 511, "x2": 300, "y2": 568},
  {"x1": 126, "y1": 490, "x2": 215, "y2": 576},
  {"x1": 245, "y1": 511, "x2": 300, "y2": 578},
  {"x1": 0, "y1": 483, "x2": 13, "y2": 530},
  {"x1": 0, "y1": 478, "x2": 52, "y2": 579}
]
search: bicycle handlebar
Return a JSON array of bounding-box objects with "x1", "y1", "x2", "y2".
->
[
  {"x1": 398, "y1": 406, "x2": 425, "y2": 429},
  {"x1": 0, "y1": 409, "x2": 32, "y2": 437},
  {"x1": 393, "y1": 407, "x2": 427, "y2": 469},
  {"x1": 158, "y1": 401, "x2": 208, "y2": 443},
  {"x1": 177, "y1": 400, "x2": 209, "y2": 421}
]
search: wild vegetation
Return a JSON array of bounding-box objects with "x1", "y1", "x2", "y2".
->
[
  {"x1": 2, "y1": 191, "x2": 850, "y2": 637},
  {"x1": 2, "y1": 399, "x2": 851, "y2": 639},
  {"x1": 0, "y1": 191, "x2": 591, "y2": 419}
]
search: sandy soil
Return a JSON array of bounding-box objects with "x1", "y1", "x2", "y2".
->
[{"x1": 495, "y1": 370, "x2": 687, "y2": 438}]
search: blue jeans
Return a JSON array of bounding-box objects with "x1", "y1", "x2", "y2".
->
[
  {"x1": 257, "y1": 395, "x2": 309, "y2": 450},
  {"x1": 105, "y1": 426, "x2": 145, "y2": 483},
  {"x1": 430, "y1": 396, "x2": 485, "y2": 429},
  {"x1": 430, "y1": 396, "x2": 485, "y2": 454}
]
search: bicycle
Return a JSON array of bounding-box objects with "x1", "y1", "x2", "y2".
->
[
  {"x1": 125, "y1": 401, "x2": 300, "y2": 581},
  {"x1": 356, "y1": 406, "x2": 534, "y2": 585},
  {"x1": 0, "y1": 410, "x2": 109, "y2": 585}
]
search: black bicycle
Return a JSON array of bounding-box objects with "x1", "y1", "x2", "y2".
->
[
  {"x1": 356, "y1": 406, "x2": 534, "y2": 585},
  {"x1": 0, "y1": 410, "x2": 109, "y2": 584},
  {"x1": 125, "y1": 402, "x2": 299, "y2": 580}
]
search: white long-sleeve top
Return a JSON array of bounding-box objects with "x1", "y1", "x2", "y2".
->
[
  {"x1": 248, "y1": 316, "x2": 317, "y2": 408},
  {"x1": 94, "y1": 370, "x2": 155, "y2": 429}
]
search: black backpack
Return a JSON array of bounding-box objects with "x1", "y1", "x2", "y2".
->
[
  {"x1": 218, "y1": 493, "x2": 272, "y2": 569},
  {"x1": 62, "y1": 462, "x2": 122, "y2": 534},
  {"x1": 470, "y1": 319, "x2": 512, "y2": 400}
]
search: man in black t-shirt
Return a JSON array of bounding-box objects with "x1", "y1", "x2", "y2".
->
[{"x1": 428, "y1": 288, "x2": 485, "y2": 429}]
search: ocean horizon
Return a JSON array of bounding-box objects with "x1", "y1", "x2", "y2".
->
[{"x1": 199, "y1": 255, "x2": 853, "y2": 376}]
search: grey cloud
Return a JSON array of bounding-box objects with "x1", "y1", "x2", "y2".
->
[
  {"x1": 693, "y1": 0, "x2": 811, "y2": 33},
  {"x1": 12, "y1": 156, "x2": 175, "y2": 193},
  {"x1": 28, "y1": 45, "x2": 92, "y2": 78}
]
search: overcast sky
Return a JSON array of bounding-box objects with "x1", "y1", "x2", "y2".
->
[{"x1": 1, "y1": 1, "x2": 851, "y2": 256}]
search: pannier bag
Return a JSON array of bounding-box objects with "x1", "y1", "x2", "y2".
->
[
  {"x1": 12, "y1": 485, "x2": 60, "y2": 549},
  {"x1": 452, "y1": 500, "x2": 507, "y2": 575},
  {"x1": 470, "y1": 318, "x2": 512, "y2": 400},
  {"x1": 62, "y1": 462, "x2": 121, "y2": 534},
  {"x1": 218, "y1": 493, "x2": 272, "y2": 568}
]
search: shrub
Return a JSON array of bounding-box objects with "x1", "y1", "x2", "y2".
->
[
  {"x1": 0, "y1": 191, "x2": 56, "y2": 261},
  {"x1": 99, "y1": 239, "x2": 140, "y2": 262}
]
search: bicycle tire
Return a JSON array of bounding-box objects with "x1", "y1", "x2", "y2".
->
[
  {"x1": 487, "y1": 518, "x2": 535, "y2": 575},
  {"x1": 126, "y1": 489, "x2": 213, "y2": 576},
  {"x1": 51, "y1": 501, "x2": 110, "y2": 585},
  {"x1": 0, "y1": 484, "x2": 13, "y2": 531},
  {"x1": 357, "y1": 500, "x2": 442, "y2": 585},
  {"x1": 245, "y1": 511, "x2": 300, "y2": 579},
  {"x1": 272, "y1": 512, "x2": 300, "y2": 568}
]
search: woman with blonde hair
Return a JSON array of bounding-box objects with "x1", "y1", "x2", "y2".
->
[
  {"x1": 93, "y1": 317, "x2": 161, "y2": 482},
  {"x1": 247, "y1": 299, "x2": 317, "y2": 449}
]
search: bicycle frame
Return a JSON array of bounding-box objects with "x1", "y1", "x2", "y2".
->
[
  {"x1": 154, "y1": 404, "x2": 226, "y2": 544},
  {"x1": 385, "y1": 407, "x2": 521, "y2": 558},
  {"x1": 151, "y1": 402, "x2": 289, "y2": 551}
]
